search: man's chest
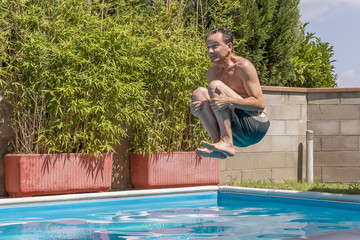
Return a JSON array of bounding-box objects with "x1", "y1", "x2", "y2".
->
[{"x1": 211, "y1": 70, "x2": 244, "y2": 91}]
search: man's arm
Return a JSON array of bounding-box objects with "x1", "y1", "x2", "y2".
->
[{"x1": 231, "y1": 60, "x2": 265, "y2": 111}]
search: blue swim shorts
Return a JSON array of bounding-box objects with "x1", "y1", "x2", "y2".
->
[{"x1": 231, "y1": 108, "x2": 270, "y2": 147}]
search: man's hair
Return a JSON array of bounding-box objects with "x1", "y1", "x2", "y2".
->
[{"x1": 208, "y1": 27, "x2": 233, "y2": 44}]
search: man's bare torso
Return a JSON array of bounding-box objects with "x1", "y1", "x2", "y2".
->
[{"x1": 206, "y1": 56, "x2": 250, "y2": 98}]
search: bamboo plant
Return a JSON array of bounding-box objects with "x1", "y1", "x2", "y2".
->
[
  {"x1": 0, "y1": 0, "x2": 149, "y2": 154},
  {"x1": 0, "y1": 0, "x2": 210, "y2": 155},
  {"x1": 128, "y1": 1, "x2": 211, "y2": 153}
]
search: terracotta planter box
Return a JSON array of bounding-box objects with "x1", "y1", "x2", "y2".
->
[
  {"x1": 4, "y1": 153, "x2": 113, "y2": 197},
  {"x1": 130, "y1": 152, "x2": 220, "y2": 189}
]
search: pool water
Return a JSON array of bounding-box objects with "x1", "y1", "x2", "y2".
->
[{"x1": 1, "y1": 191, "x2": 360, "y2": 239}]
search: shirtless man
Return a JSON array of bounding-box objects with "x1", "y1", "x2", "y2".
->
[{"x1": 190, "y1": 27, "x2": 270, "y2": 159}]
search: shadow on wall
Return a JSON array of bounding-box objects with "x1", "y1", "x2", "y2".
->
[
  {"x1": 297, "y1": 143, "x2": 303, "y2": 181},
  {"x1": 0, "y1": 99, "x2": 14, "y2": 196}
]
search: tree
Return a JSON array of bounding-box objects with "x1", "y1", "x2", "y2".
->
[
  {"x1": 289, "y1": 23, "x2": 337, "y2": 87},
  {"x1": 196, "y1": 0, "x2": 300, "y2": 86},
  {"x1": 188, "y1": 0, "x2": 337, "y2": 87}
]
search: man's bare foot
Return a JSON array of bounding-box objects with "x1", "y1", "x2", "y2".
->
[
  {"x1": 195, "y1": 148, "x2": 227, "y2": 159},
  {"x1": 202, "y1": 140, "x2": 235, "y2": 157}
]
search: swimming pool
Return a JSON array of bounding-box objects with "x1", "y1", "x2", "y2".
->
[{"x1": 1, "y1": 186, "x2": 360, "y2": 239}]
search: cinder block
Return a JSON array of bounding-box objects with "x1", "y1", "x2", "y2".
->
[
  {"x1": 221, "y1": 158, "x2": 227, "y2": 171},
  {"x1": 307, "y1": 120, "x2": 340, "y2": 135},
  {"x1": 298, "y1": 134, "x2": 306, "y2": 141},
  {"x1": 308, "y1": 105, "x2": 320, "y2": 120},
  {"x1": 340, "y1": 152, "x2": 360, "y2": 166},
  {"x1": 220, "y1": 171, "x2": 241, "y2": 185},
  {"x1": 268, "y1": 105, "x2": 303, "y2": 120},
  {"x1": 266, "y1": 120, "x2": 286, "y2": 136},
  {"x1": 285, "y1": 152, "x2": 302, "y2": 168},
  {"x1": 314, "y1": 152, "x2": 341, "y2": 167},
  {"x1": 313, "y1": 136, "x2": 322, "y2": 152},
  {"x1": 269, "y1": 136, "x2": 298, "y2": 152},
  {"x1": 264, "y1": 105, "x2": 276, "y2": 120},
  {"x1": 307, "y1": 92, "x2": 340, "y2": 105},
  {"x1": 257, "y1": 152, "x2": 287, "y2": 168},
  {"x1": 314, "y1": 167, "x2": 322, "y2": 181},
  {"x1": 320, "y1": 105, "x2": 359, "y2": 120},
  {"x1": 226, "y1": 153, "x2": 258, "y2": 170},
  {"x1": 340, "y1": 92, "x2": 360, "y2": 104},
  {"x1": 301, "y1": 105, "x2": 308, "y2": 120},
  {"x1": 241, "y1": 169, "x2": 272, "y2": 181},
  {"x1": 286, "y1": 93, "x2": 307, "y2": 105},
  {"x1": 241, "y1": 136, "x2": 272, "y2": 152},
  {"x1": 271, "y1": 168, "x2": 298, "y2": 182},
  {"x1": 234, "y1": 146, "x2": 243, "y2": 153},
  {"x1": 341, "y1": 120, "x2": 360, "y2": 135},
  {"x1": 286, "y1": 120, "x2": 307, "y2": 136},
  {"x1": 263, "y1": 92, "x2": 286, "y2": 105},
  {"x1": 321, "y1": 136, "x2": 359, "y2": 151},
  {"x1": 322, "y1": 167, "x2": 360, "y2": 183}
]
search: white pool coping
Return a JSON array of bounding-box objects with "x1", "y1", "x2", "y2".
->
[
  {"x1": 219, "y1": 186, "x2": 360, "y2": 203},
  {"x1": 1, "y1": 185, "x2": 360, "y2": 206}
]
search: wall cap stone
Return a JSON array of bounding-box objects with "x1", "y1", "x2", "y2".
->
[{"x1": 262, "y1": 86, "x2": 360, "y2": 93}]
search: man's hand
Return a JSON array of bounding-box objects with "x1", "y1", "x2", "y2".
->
[
  {"x1": 210, "y1": 87, "x2": 232, "y2": 111},
  {"x1": 189, "y1": 100, "x2": 203, "y2": 117}
]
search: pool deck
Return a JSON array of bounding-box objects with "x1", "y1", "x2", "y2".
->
[{"x1": 1, "y1": 185, "x2": 360, "y2": 239}]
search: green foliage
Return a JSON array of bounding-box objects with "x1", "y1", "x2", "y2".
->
[
  {"x1": 289, "y1": 23, "x2": 337, "y2": 87},
  {"x1": 0, "y1": 0, "x2": 210, "y2": 154},
  {"x1": 129, "y1": 1, "x2": 211, "y2": 153},
  {"x1": 194, "y1": 0, "x2": 301, "y2": 86},
  {"x1": 0, "y1": 0, "x2": 339, "y2": 155},
  {"x1": 0, "y1": 0, "x2": 149, "y2": 154},
  {"x1": 182, "y1": 0, "x2": 337, "y2": 87}
]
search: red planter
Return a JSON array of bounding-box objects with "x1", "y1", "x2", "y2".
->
[
  {"x1": 130, "y1": 152, "x2": 221, "y2": 189},
  {"x1": 4, "y1": 153, "x2": 113, "y2": 197}
]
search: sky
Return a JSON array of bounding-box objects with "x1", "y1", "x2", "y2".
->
[{"x1": 300, "y1": 0, "x2": 360, "y2": 87}]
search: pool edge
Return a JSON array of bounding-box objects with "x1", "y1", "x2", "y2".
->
[
  {"x1": 219, "y1": 186, "x2": 360, "y2": 203},
  {"x1": 0, "y1": 186, "x2": 219, "y2": 206},
  {"x1": 1, "y1": 185, "x2": 360, "y2": 206}
]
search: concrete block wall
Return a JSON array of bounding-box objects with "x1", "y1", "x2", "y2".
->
[
  {"x1": 308, "y1": 90, "x2": 360, "y2": 183},
  {"x1": 220, "y1": 87, "x2": 360, "y2": 185},
  {"x1": 220, "y1": 87, "x2": 308, "y2": 185}
]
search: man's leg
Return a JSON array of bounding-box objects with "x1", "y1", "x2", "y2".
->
[
  {"x1": 202, "y1": 80, "x2": 242, "y2": 157},
  {"x1": 190, "y1": 87, "x2": 220, "y2": 142},
  {"x1": 190, "y1": 87, "x2": 227, "y2": 159}
]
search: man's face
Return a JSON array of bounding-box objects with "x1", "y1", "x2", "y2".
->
[{"x1": 206, "y1": 32, "x2": 232, "y2": 63}]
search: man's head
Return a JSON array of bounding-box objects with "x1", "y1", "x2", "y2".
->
[
  {"x1": 206, "y1": 27, "x2": 233, "y2": 63},
  {"x1": 208, "y1": 27, "x2": 233, "y2": 45}
]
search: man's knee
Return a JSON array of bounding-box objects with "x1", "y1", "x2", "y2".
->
[
  {"x1": 190, "y1": 87, "x2": 209, "y2": 102},
  {"x1": 208, "y1": 80, "x2": 226, "y2": 94}
]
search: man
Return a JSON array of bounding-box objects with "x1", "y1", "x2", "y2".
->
[{"x1": 190, "y1": 27, "x2": 270, "y2": 159}]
